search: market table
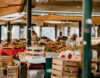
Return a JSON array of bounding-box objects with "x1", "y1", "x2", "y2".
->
[{"x1": 0, "y1": 48, "x2": 26, "y2": 56}]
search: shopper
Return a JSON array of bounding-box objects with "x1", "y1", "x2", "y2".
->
[{"x1": 32, "y1": 31, "x2": 39, "y2": 45}]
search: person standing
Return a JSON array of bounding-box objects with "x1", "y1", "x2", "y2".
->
[{"x1": 31, "y1": 31, "x2": 39, "y2": 45}]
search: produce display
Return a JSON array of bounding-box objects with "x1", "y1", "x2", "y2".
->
[
  {"x1": 0, "y1": 56, "x2": 14, "y2": 67},
  {"x1": 25, "y1": 46, "x2": 45, "y2": 56},
  {"x1": 0, "y1": 36, "x2": 99, "y2": 78},
  {"x1": 1, "y1": 41, "x2": 9, "y2": 47},
  {"x1": 0, "y1": 56, "x2": 19, "y2": 78},
  {"x1": 1, "y1": 39, "x2": 26, "y2": 49},
  {"x1": 11, "y1": 39, "x2": 26, "y2": 49},
  {"x1": 45, "y1": 40, "x2": 82, "y2": 53}
]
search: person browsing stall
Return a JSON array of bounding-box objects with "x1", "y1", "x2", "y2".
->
[{"x1": 32, "y1": 30, "x2": 39, "y2": 45}]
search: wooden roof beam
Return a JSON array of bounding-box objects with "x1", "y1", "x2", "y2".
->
[{"x1": 20, "y1": 0, "x2": 27, "y2": 12}]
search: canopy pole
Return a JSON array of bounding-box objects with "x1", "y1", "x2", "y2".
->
[
  {"x1": 20, "y1": 25, "x2": 24, "y2": 39},
  {"x1": 40, "y1": 27, "x2": 42, "y2": 38},
  {"x1": 27, "y1": 0, "x2": 32, "y2": 46},
  {"x1": 7, "y1": 22, "x2": 11, "y2": 43},
  {"x1": 67, "y1": 27, "x2": 70, "y2": 36},
  {"x1": 55, "y1": 25, "x2": 57, "y2": 38},
  {"x1": 79, "y1": 21, "x2": 82, "y2": 37},
  {"x1": 82, "y1": 0, "x2": 92, "y2": 78},
  {"x1": 0, "y1": 25, "x2": 2, "y2": 43}
]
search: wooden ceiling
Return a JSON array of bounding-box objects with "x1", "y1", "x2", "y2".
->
[
  {"x1": 1, "y1": 0, "x2": 100, "y2": 17},
  {"x1": 0, "y1": 0, "x2": 100, "y2": 24},
  {"x1": 0, "y1": 0, "x2": 25, "y2": 16},
  {"x1": 30, "y1": 14, "x2": 100, "y2": 24},
  {"x1": 49, "y1": 0, "x2": 100, "y2": 2},
  {"x1": 33, "y1": 1, "x2": 100, "y2": 13},
  {"x1": 32, "y1": 1, "x2": 100, "y2": 24}
]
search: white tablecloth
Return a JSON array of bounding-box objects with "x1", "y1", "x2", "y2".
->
[{"x1": 25, "y1": 56, "x2": 46, "y2": 64}]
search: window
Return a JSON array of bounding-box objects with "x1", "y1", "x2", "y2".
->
[
  {"x1": 33, "y1": 26, "x2": 40, "y2": 37},
  {"x1": 42, "y1": 27, "x2": 55, "y2": 41},
  {"x1": 1, "y1": 26, "x2": 7, "y2": 40},
  {"x1": 70, "y1": 27, "x2": 79, "y2": 36},
  {"x1": 12, "y1": 26, "x2": 20, "y2": 39}
]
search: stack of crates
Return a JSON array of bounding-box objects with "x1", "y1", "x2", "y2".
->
[
  {"x1": 91, "y1": 58, "x2": 98, "y2": 72},
  {"x1": 0, "y1": 56, "x2": 13, "y2": 67},
  {"x1": 0, "y1": 56, "x2": 19, "y2": 78},
  {"x1": 7, "y1": 66, "x2": 18, "y2": 78},
  {"x1": 51, "y1": 58, "x2": 80, "y2": 78},
  {"x1": 0, "y1": 68, "x2": 6, "y2": 78}
]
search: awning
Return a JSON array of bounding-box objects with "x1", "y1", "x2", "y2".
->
[
  {"x1": 32, "y1": 1, "x2": 100, "y2": 14},
  {"x1": 0, "y1": 0, "x2": 25, "y2": 16},
  {"x1": 27, "y1": 14, "x2": 100, "y2": 24},
  {"x1": 0, "y1": 0, "x2": 26, "y2": 24},
  {"x1": 31, "y1": 1, "x2": 100, "y2": 24}
]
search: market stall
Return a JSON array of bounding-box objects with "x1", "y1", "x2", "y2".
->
[
  {"x1": 0, "y1": 0, "x2": 100, "y2": 78},
  {"x1": 0, "y1": 48, "x2": 25, "y2": 55}
]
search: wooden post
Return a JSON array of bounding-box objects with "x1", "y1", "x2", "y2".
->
[
  {"x1": 55, "y1": 25, "x2": 57, "y2": 39},
  {"x1": 40, "y1": 26, "x2": 42, "y2": 37},
  {"x1": 27, "y1": 0, "x2": 32, "y2": 46},
  {"x1": 7, "y1": 22, "x2": 11, "y2": 43},
  {"x1": 0, "y1": 25, "x2": 2, "y2": 43},
  {"x1": 19, "y1": 26, "x2": 24, "y2": 39},
  {"x1": 79, "y1": 21, "x2": 82, "y2": 37},
  {"x1": 67, "y1": 27, "x2": 70, "y2": 36},
  {"x1": 97, "y1": 26, "x2": 100, "y2": 37}
]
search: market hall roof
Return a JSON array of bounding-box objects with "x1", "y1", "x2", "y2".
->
[
  {"x1": 30, "y1": 1, "x2": 100, "y2": 24},
  {"x1": 0, "y1": 0, "x2": 26, "y2": 16},
  {"x1": 32, "y1": 1, "x2": 100, "y2": 15},
  {"x1": 1, "y1": 0, "x2": 100, "y2": 16},
  {"x1": 1, "y1": 0, "x2": 100, "y2": 24},
  {"x1": 30, "y1": 14, "x2": 100, "y2": 24}
]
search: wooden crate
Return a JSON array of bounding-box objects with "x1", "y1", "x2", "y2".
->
[
  {"x1": 7, "y1": 66, "x2": 18, "y2": 78},
  {"x1": 52, "y1": 64, "x2": 79, "y2": 72},
  {"x1": 51, "y1": 75, "x2": 77, "y2": 78},
  {"x1": 0, "y1": 56, "x2": 13, "y2": 63},
  {"x1": 0, "y1": 68, "x2": 6, "y2": 78},
  {"x1": 91, "y1": 63, "x2": 97, "y2": 72},
  {"x1": 52, "y1": 59, "x2": 80, "y2": 67},
  {"x1": 51, "y1": 58, "x2": 80, "y2": 78},
  {"x1": 0, "y1": 56, "x2": 13, "y2": 67}
]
